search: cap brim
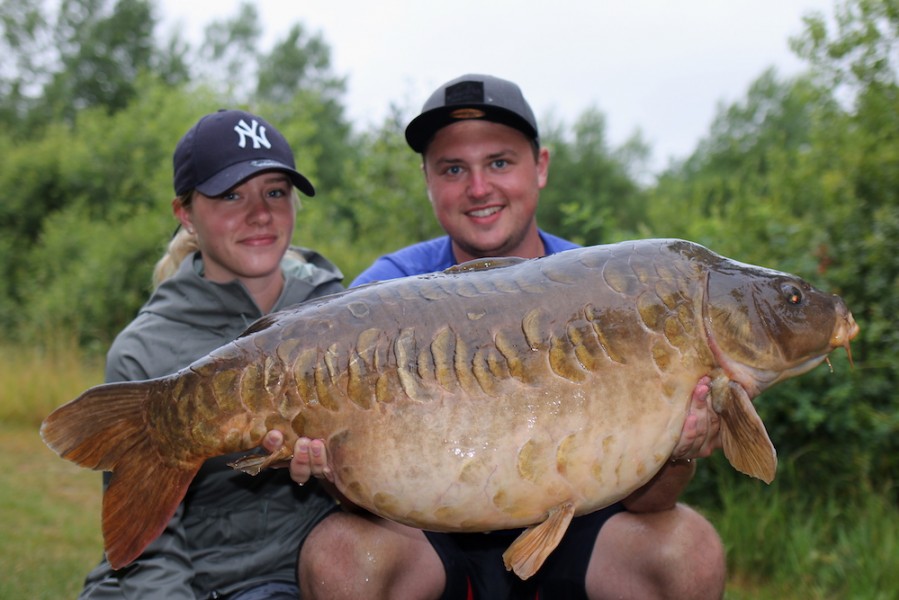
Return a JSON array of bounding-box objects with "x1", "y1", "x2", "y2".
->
[
  {"x1": 196, "y1": 160, "x2": 315, "y2": 197},
  {"x1": 405, "y1": 106, "x2": 538, "y2": 153}
]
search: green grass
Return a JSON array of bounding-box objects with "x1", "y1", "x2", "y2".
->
[
  {"x1": 708, "y1": 471, "x2": 899, "y2": 599},
  {"x1": 0, "y1": 424, "x2": 104, "y2": 599},
  {"x1": 2, "y1": 342, "x2": 897, "y2": 598},
  {"x1": 0, "y1": 339, "x2": 104, "y2": 426},
  {"x1": 0, "y1": 342, "x2": 104, "y2": 599}
]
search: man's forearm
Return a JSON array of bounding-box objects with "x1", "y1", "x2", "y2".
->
[{"x1": 621, "y1": 458, "x2": 696, "y2": 513}]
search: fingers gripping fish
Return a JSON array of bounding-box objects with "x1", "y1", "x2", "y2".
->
[{"x1": 41, "y1": 239, "x2": 858, "y2": 579}]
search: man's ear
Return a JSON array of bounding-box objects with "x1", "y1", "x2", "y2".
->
[{"x1": 536, "y1": 147, "x2": 550, "y2": 189}]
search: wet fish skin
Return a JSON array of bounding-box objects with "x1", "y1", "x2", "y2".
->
[{"x1": 40, "y1": 239, "x2": 858, "y2": 577}]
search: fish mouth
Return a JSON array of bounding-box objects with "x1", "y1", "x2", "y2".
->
[{"x1": 827, "y1": 301, "x2": 860, "y2": 369}]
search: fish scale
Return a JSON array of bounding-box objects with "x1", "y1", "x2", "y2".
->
[{"x1": 40, "y1": 239, "x2": 858, "y2": 579}]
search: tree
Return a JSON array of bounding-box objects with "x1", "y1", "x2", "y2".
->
[
  {"x1": 0, "y1": 0, "x2": 186, "y2": 133},
  {"x1": 0, "y1": 1, "x2": 357, "y2": 346},
  {"x1": 789, "y1": 0, "x2": 899, "y2": 486},
  {"x1": 188, "y1": 4, "x2": 353, "y2": 191},
  {"x1": 293, "y1": 105, "x2": 441, "y2": 282},
  {"x1": 648, "y1": 68, "x2": 828, "y2": 262},
  {"x1": 538, "y1": 107, "x2": 648, "y2": 246}
]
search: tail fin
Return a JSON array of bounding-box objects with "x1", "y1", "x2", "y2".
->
[{"x1": 40, "y1": 382, "x2": 201, "y2": 569}]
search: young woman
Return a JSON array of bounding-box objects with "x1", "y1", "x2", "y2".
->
[{"x1": 78, "y1": 109, "x2": 344, "y2": 600}]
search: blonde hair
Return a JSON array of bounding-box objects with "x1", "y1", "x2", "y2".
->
[
  {"x1": 153, "y1": 192, "x2": 199, "y2": 288},
  {"x1": 153, "y1": 225, "x2": 199, "y2": 288}
]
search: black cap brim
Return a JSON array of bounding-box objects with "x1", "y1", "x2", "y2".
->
[
  {"x1": 405, "y1": 106, "x2": 539, "y2": 154},
  {"x1": 195, "y1": 160, "x2": 315, "y2": 197}
]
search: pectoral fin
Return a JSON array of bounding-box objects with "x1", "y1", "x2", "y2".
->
[
  {"x1": 715, "y1": 380, "x2": 777, "y2": 483},
  {"x1": 502, "y1": 501, "x2": 575, "y2": 580}
]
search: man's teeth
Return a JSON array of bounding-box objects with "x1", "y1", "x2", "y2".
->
[{"x1": 469, "y1": 206, "x2": 501, "y2": 218}]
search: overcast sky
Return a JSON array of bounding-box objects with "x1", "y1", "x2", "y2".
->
[{"x1": 158, "y1": 0, "x2": 832, "y2": 173}]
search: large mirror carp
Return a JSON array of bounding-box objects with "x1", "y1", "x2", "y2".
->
[{"x1": 41, "y1": 239, "x2": 858, "y2": 578}]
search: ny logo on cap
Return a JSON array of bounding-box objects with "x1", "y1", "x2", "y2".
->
[{"x1": 234, "y1": 119, "x2": 272, "y2": 149}]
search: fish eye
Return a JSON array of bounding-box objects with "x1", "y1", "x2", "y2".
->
[{"x1": 782, "y1": 283, "x2": 804, "y2": 305}]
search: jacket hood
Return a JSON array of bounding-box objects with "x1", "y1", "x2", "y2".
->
[
  {"x1": 147, "y1": 247, "x2": 343, "y2": 332},
  {"x1": 104, "y1": 246, "x2": 343, "y2": 382}
]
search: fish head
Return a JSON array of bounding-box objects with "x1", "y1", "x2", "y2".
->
[{"x1": 704, "y1": 261, "x2": 859, "y2": 396}]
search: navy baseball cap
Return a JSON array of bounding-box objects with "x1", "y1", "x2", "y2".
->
[
  {"x1": 173, "y1": 109, "x2": 315, "y2": 197},
  {"x1": 405, "y1": 74, "x2": 539, "y2": 153}
]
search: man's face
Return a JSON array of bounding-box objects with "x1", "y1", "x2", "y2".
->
[{"x1": 422, "y1": 120, "x2": 549, "y2": 263}]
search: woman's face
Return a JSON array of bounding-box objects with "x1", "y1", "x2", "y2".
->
[{"x1": 175, "y1": 171, "x2": 296, "y2": 288}]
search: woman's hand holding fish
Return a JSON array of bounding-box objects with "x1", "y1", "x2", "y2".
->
[
  {"x1": 289, "y1": 437, "x2": 333, "y2": 484},
  {"x1": 261, "y1": 431, "x2": 333, "y2": 484}
]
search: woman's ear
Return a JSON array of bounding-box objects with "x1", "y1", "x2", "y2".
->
[{"x1": 172, "y1": 197, "x2": 194, "y2": 234}]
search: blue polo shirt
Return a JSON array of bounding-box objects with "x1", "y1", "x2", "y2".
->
[{"x1": 351, "y1": 230, "x2": 578, "y2": 287}]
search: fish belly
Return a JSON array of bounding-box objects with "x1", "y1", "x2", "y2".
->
[{"x1": 298, "y1": 362, "x2": 697, "y2": 531}]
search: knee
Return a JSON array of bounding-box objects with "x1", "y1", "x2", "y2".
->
[
  {"x1": 298, "y1": 512, "x2": 444, "y2": 600},
  {"x1": 594, "y1": 504, "x2": 726, "y2": 600},
  {"x1": 297, "y1": 513, "x2": 376, "y2": 600},
  {"x1": 653, "y1": 504, "x2": 726, "y2": 599},
  {"x1": 298, "y1": 513, "x2": 362, "y2": 593}
]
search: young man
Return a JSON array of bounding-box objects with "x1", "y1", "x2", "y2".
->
[{"x1": 286, "y1": 74, "x2": 725, "y2": 600}]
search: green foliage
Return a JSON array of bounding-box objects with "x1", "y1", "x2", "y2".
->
[
  {"x1": 0, "y1": 77, "x2": 210, "y2": 340},
  {"x1": 539, "y1": 108, "x2": 650, "y2": 245},
  {"x1": 19, "y1": 204, "x2": 169, "y2": 350},
  {"x1": 0, "y1": 0, "x2": 179, "y2": 132},
  {"x1": 293, "y1": 107, "x2": 443, "y2": 282}
]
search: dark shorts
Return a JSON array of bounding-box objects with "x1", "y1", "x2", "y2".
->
[{"x1": 427, "y1": 502, "x2": 627, "y2": 600}]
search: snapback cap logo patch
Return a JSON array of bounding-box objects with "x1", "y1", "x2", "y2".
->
[{"x1": 445, "y1": 80, "x2": 485, "y2": 104}]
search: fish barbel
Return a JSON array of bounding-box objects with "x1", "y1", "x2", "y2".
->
[{"x1": 41, "y1": 239, "x2": 858, "y2": 578}]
